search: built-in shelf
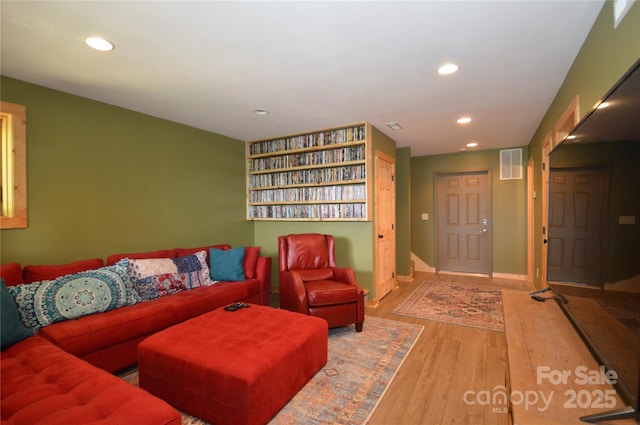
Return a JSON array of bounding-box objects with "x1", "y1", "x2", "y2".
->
[{"x1": 246, "y1": 122, "x2": 372, "y2": 221}]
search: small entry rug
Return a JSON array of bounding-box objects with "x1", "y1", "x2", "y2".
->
[
  {"x1": 392, "y1": 280, "x2": 505, "y2": 332},
  {"x1": 121, "y1": 316, "x2": 422, "y2": 425}
]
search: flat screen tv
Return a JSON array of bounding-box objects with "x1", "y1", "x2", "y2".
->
[{"x1": 547, "y1": 59, "x2": 640, "y2": 423}]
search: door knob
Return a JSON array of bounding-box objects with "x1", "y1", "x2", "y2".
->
[
  {"x1": 378, "y1": 234, "x2": 384, "y2": 239},
  {"x1": 543, "y1": 239, "x2": 548, "y2": 244}
]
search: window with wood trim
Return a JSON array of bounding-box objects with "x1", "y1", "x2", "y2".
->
[{"x1": 1, "y1": 101, "x2": 27, "y2": 229}]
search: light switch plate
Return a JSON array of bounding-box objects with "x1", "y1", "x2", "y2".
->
[{"x1": 619, "y1": 215, "x2": 636, "y2": 225}]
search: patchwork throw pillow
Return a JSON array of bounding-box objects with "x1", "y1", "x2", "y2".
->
[
  {"x1": 8, "y1": 260, "x2": 134, "y2": 333},
  {"x1": 1, "y1": 279, "x2": 34, "y2": 349},
  {"x1": 210, "y1": 247, "x2": 245, "y2": 282},
  {"x1": 128, "y1": 250, "x2": 212, "y2": 301},
  {"x1": 132, "y1": 273, "x2": 187, "y2": 301}
]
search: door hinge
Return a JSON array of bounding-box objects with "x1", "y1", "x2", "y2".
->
[
  {"x1": 392, "y1": 175, "x2": 395, "y2": 182},
  {"x1": 542, "y1": 226, "x2": 546, "y2": 235},
  {"x1": 392, "y1": 272, "x2": 395, "y2": 278},
  {"x1": 542, "y1": 162, "x2": 546, "y2": 171},
  {"x1": 392, "y1": 223, "x2": 394, "y2": 230}
]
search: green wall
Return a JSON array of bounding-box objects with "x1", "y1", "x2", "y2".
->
[
  {"x1": 410, "y1": 147, "x2": 528, "y2": 276},
  {"x1": 0, "y1": 76, "x2": 253, "y2": 265},
  {"x1": 395, "y1": 147, "x2": 411, "y2": 277},
  {"x1": 527, "y1": 1, "x2": 640, "y2": 288}
]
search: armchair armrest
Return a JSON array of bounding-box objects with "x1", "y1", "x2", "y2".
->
[
  {"x1": 332, "y1": 267, "x2": 364, "y2": 295},
  {"x1": 279, "y1": 270, "x2": 309, "y2": 314},
  {"x1": 331, "y1": 267, "x2": 365, "y2": 323}
]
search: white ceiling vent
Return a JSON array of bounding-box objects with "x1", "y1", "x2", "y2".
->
[{"x1": 500, "y1": 148, "x2": 523, "y2": 180}]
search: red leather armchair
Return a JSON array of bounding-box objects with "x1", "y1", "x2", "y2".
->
[{"x1": 278, "y1": 233, "x2": 365, "y2": 332}]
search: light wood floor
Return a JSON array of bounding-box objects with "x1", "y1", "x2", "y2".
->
[{"x1": 365, "y1": 272, "x2": 529, "y2": 425}]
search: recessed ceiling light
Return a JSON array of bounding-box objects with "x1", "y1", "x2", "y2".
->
[
  {"x1": 85, "y1": 37, "x2": 114, "y2": 52},
  {"x1": 386, "y1": 122, "x2": 402, "y2": 130},
  {"x1": 457, "y1": 117, "x2": 472, "y2": 124},
  {"x1": 437, "y1": 63, "x2": 460, "y2": 75},
  {"x1": 596, "y1": 102, "x2": 610, "y2": 109},
  {"x1": 466, "y1": 142, "x2": 478, "y2": 148},
  {"x1": 253, "y1": 109, "x2": 269, "y2": 115},
  {"x1": 567, "y1": 135, "x2": 576, "y2": 139}
]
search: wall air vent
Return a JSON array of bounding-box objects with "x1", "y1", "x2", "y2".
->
[{"x1": 500, "y1": 148, "x2": 523, "y2": 180}]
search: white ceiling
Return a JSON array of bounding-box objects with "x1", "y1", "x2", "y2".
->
[{"x1": 1, "y1": 1, "x2": 605, "y2": 157}]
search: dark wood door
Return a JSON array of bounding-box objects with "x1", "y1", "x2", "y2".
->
[
  {"x1": 436, "y1": 171, "x2": 492, "y2": 275},
  {"x1": 547, "y1": 166, "x2": 606, "y2": 286}
]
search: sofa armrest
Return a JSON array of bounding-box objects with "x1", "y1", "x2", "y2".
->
[{"x1": 255, "y1": 256, "x2": 272, "y2": 306}]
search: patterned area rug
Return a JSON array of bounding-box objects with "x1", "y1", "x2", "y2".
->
[
  {"x1": 392, "y1": 280, "x2": 505, "y2": 332},
  {"x1": 121, "y1": 316, "x2": 422, "y2": 425}
]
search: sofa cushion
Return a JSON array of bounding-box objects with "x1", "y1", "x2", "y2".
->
[
  {"x1": 8, "y1": 260, "x2": 134, "y2": 333},
  {"x1": 295, "y1": 268, "x2": 334, "y2": 282},
  {"x1": 0, "y1": 263, "x2": 23, "y2": 286},
  {"x1": 305, "y1": 280, "x2": 360, "y2": 306},
  {"x1": 1, "y1": 279, "x2": 34, "y2": 350},
  {"x1": 0, "y1": 335, "x2": 181, "y2": 425},
  {"x1": 106, "y1": 249, "x2": 174, "y2": 266},
  {"x1": 210, "y1": 247, "x2": 245, "y2": 281},
  {"x1": 23, "y1": 258, "x2": 104, "y2": 284}
]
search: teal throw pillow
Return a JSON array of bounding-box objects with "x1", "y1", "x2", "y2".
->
[
  {"x1": 1, "y1": 279, "x2": 34, "y2": 350},
  {"x1": 209, "y1": 247, "x2": 245, "y2": 282}
]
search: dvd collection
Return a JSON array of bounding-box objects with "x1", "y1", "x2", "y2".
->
[
  {"x1": 246, "y1": 124, "x2": 369, "y2": 221},
  {"x1": 248, "y1": 125, "x2": 366, "y2": 156},
  {"x1": 248, "y1": 145, "x2": 364, "y2": 172},
  {"x1": 249, "y1": 184, "x2": 365, "y2": 203},
  {"x1": 248, "y1": 165, "x2": 365, "y2": 188},
  {"x1": 248, "y1": 203, "x2": 367, "y2": 219}
]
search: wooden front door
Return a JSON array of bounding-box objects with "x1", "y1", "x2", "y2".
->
[
  {"x1": 375, "y1": 152, "x2": 396, "y2": 301},
  {"x1": 436, "y1": 170, "x2": 492, "y2": 275},
  {"x1": 547, "y1": 166, "x2": 606, "y2": 286}
]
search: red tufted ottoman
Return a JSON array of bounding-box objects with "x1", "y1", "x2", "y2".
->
[{"x1": 137, "y1": 304, "x2": 328, "y2": 425}]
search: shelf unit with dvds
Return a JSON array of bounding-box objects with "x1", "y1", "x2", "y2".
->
[{"x1": 246, "y1": 122, "x2": 372, "y2": 221}]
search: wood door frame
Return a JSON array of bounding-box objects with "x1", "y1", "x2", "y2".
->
[
  {"x1": 435, "y1": 168, "x2": 493, "y2": 276},
  {"x1": 373, "y1": 150, "x2": 397, "y2": 306},
  {"x1": 541, "y1": 133, "x2": 551, "y2": 289},
  {"x1": 527, "y1": 156, "x2": 535, "y2": 290}
]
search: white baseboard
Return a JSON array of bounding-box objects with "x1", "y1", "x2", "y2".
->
[
  {"x1": 492, "y1": 272, "x2": 528, "y2": 281},
  {"x1": 410, "y1": 253, "x2": 435, "y2": 273}
]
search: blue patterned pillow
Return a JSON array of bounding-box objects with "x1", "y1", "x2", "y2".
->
[{"x1": 8, "y1": 260, "x2": 134, "y2": 333}]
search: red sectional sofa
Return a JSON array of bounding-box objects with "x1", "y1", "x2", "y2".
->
[
  {"x1": 1, "y1": 243, "x2": 272, "y2": 425},
  {"x1": 1, "y1": 336, "x2": 181, "y2": 425}
]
